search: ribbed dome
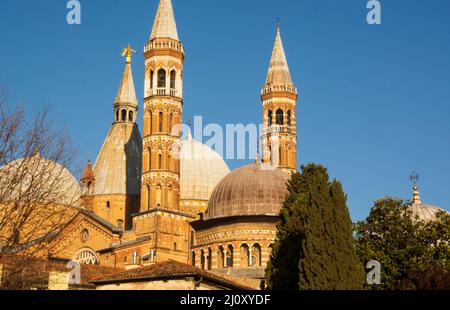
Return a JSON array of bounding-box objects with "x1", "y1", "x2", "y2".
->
[
  {"x1": 92, "y1": 123, "x2": 142, "y2": 196},
  {"x1": 408, "y1": 185, "x2": 449, "y2": 223},
  {"x1": 0, "y1": 153, "x2": 81, "y2": 206},
  {"x1": 180, "y1": 136, "x2": 230, "y2": 201},
  {"x1": 206, "y1": 162, "x2": 289, "y2": 220},
  {"x1": 409, "y1": 203, "x2": 448, "y2": 223}
]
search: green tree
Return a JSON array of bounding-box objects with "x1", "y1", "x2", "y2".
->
[
  {"x1": 355, "y1": 198, "x2": 450, "y2": 290},
  {"x1": 267, "y1": 164, "x2": 365, "y2": 290}
]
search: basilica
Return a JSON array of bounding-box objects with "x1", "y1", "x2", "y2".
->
[
  {"x1": 2, "y1": 0, "x2": 446, "y2": 290},
  {"x1": 18, "y1": 0, "x2": 298, "y2": 288}
]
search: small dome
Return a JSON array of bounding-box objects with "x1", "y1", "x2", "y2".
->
[
  {"x1": 180, "y1": 136, "x2": 230, "y2": 201},
  {"x1": 408, "y1": 185, "x2": 449, "y2": 223},
  {"x1": 0, "y1": 153, "x2": 81, "y2": 206},
  {"x1": 206, "y1": 162, "x2": 289, "y2": 220},
  {"x1": 409, "y1": 203, "x2": 448, "y2": 223}
]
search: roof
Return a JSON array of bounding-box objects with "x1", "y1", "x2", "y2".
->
[
  {"x1": 92, "y1": 123, "x2": 142, "y2": 196},
  {"x1": 79, "y1": 208, "x2": 123, "y2": 234},
  {"x1": 206, "y1": 162, "x2": 289, "y2": 220},
  {"x1": 90, "y1": 260, "x2": 252, "y2": 290},
  {"x1": 265, "y1": 23, "x2": 293, "y2": 86},
  {"x1": 80, "y1": 160, "x2": 95, "y2": 183},
  {"x1": 0, "y1": 256, "x2": 121, "y2": 289},
  {"x1": 97, "y1": 235, "x2": 152, "y2": 253},
  {"x1": 150, "y1": 0, "x2": 179, "y2": 41},
  {"x1": 114, "y1": 59, "x2": 137, "y2": 108},
  {"x1": 180, "y1": 135, "x2": 230, "y2": 201}
]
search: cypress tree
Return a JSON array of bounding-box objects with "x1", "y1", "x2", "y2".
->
[{"x1": 266, "y1": 164, "x2": 365, "y2": 290}]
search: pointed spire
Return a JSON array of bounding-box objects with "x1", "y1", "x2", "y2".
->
[
  {"x1": 265, "y1": 21, "x2": 293, "y2": 86},
  {"x1": 115, "y1": 45, "x2": 138, "y2": 108},
  {"x1": 81, "y1": 160, "x2": 95, "y2": 183},
  {"x1": 150, "y1": 0, "x2": 179, "y2": 41}
]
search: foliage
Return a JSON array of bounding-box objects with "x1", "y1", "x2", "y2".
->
[
  {"x1": 267, "y1": 164, "x2": 365, "y2": 290},
  {"x1": 355, "y1": 197, "x2": 450, "y2": 290}
]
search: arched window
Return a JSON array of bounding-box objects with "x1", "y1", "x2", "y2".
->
[
  {"x1": 207, "y1": 248, "x2": 212, "y2": 270},
  {"x1": 174, "y1": 242, "x2": 177, "y2": 251},
  {"x1": 106, "y1": 201, "x2": 111, "y2": 211},
  {"x1": 149, "y1": 111, "x2": 153, "y2": 134},
  {"x1": 150, "y1": 70, "x2": 154, "y2": 89},
  {"x1": 226, "y1": 245, "x2": 234, "y2": 268},
  {"x1": 121, "y1": 109, "x2": 127, "y2": 122},
  {"x1": 170, "y1": 70, "x2": 176, "y2": 89},
  {"x1": 147, "y1": 184, "x2": 151, "y2": 210},
  {"x1": 169, "y1": 113, "x2": 173, "y2": 133},
  {"x1": 158, "y1": 154, "x2": 162, "y2": 169},
  {"x1": 116, "y1": 110, "x2": 119, "y2": 122},
  {"x1": 279, "y1": 147, "x2": 282, "y2": 166},
  {"x1": 148, "y1": 148, "x2": 152, "y2": 170},
  {"x1": 128, "y1": 111, "x2": 134, "y2": 122},
  {"x1": 218, "y1": 246, "x2": 225, "y2": 269},
  {"x1": 168, "y1": 185, "x2": 173, "y2": 207},
  {"x1": 159, "y1": 112, "x2": 164, "y2": 132},
  {"x1": 157, "y1": 69, "x2": 166, "y2": 88},
  {"x1": 117, "y1": 220, "x2": 124, "y2": 229},
  {"x1": 191, "y1": 251, "x2": 196, "y2": 266},
  {"x1": 200, "y1": 249, "x2": 205, "y2": 270},
  {"x1": 240, "y1": 244, "x2": 250, "y2": 267},
  {"x1": 156, "y1": 184, "x2": 162, "y2": 207},
  {"x1": 287, "y1": 110, "x2": 292, "y2": 127},
  {"x1": 268, "y1": 110, "x2": 273, "y2": 127},
  {"x1": 276, "y1": 109, "x2": 284, "y2": 125},
  {"x1": 252, "y1": 244, "x2": 262, "y2": 267}
]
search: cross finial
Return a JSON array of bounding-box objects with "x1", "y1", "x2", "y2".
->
[
  {"x1": 122, "y1": 44, "x2": 136, "y2": 64},
  {"x1": 276, "y1": 17, "x2": 281, "y2": 32},
  {"x1": 410, "y1": 171, "x2": 420, "y2": 187}
]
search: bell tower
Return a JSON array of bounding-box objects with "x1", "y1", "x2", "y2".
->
[
  {"x1": 261, "y1": 22, "x2": 298, "y2": 174},
  {"x1": 134, "y1": 0, "x2": 190, "y2": 263}
]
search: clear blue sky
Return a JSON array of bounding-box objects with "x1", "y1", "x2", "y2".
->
[{"x1": 1, "y1": 0, "x2": 449, "y2": 221}]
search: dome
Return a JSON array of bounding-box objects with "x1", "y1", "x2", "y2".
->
[
  {"x1": 92, "y1": 123, "x2": 142, "y2": 196},
  {"x1": 180, "y1": 136, "x2": 230, "y2": 201},
  {"x1": 409, "y1": 203, "x2": 447, "y2": 223},
  {"x1": 206, "y1": 161, "x2": 289, "y2": 220},
  {"x1": 0, "y1": 153, "x2": 81, "y2": 206},
  {"x1": 408, "y1": 185, "x2": 449, "y2": 223}
]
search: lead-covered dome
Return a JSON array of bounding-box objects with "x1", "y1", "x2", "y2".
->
[
  {"x1": 180, "y1": 135, "x2": 230, "y2": 202},
  {"x1": 206, "y1": 161, "x2": 289, "y2": 220}
]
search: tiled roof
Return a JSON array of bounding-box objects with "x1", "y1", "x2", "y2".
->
[{"x1": 90, "y1": 260, "x2": 252, "y2": 290}]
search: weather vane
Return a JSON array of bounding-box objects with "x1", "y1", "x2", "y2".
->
[
  {"x1": 121, "y1": 44, "x2": 136, "y2": 63},
  {"x1": 409, "y1": 171, "x2": 420, "y2": 186}
]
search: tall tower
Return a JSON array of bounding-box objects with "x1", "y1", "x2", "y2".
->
[
  {"x1": 261, "y1": 22, "x2": 298, "y2": 174},
  {"x1": 135, "y1": 0, "x2": 190, "y2": 263},
  {"x1": 80, "y1": 46, "x2": 142, "y2": 230}
]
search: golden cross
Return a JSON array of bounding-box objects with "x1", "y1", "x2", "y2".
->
[{"x1": 122, "y1": 44, "x2": 136, "y2": 63}]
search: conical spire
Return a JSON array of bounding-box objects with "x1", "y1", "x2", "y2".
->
[
  {"x1": 265, "y1": 22, "x2": 293, "y2": 86},
  {"x1": 150, "y1": 0, "x2": 179, "y2": 41},
  {"x1": 81, "y1": 160, "x2": 95, "y2": 183},
  {"x1": 115, "y1": 45, "x2": 138, "y2": 108}
]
